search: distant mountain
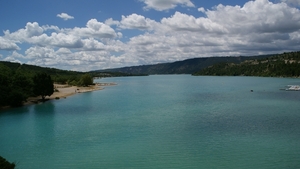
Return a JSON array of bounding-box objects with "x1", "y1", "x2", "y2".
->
[{"x1": 93, "y1": 55, "x2": 272, "y2": 75}]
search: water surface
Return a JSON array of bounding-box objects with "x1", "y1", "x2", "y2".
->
[{"x1": 1, "y1": 75, "x2": 300, "y2": 169}]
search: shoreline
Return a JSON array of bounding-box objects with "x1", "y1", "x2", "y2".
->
[{"x1": 1, "y1": 82, "x2": 117, "y2": 111}]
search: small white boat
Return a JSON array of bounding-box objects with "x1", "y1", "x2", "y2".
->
[{"x1": 286, "y1": 85, "x2": 300, "y2": 91}]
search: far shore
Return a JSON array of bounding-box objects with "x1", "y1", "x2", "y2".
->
[{"x1": 1, "y1": 82, "x2": 116, "y2": 111}]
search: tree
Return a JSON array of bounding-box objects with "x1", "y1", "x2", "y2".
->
[
  {"x1": 32, "y1": 73, "x2": 54, "y2": 100},
  {"x1": 7, "y1": 72, "x2": 33, "y2": 107},
  {"x1": 0, "y1": 64, "x2": 12, "y2": 106},
  {"x1": 79, "y1": 74, "x2": 93, "y2": 86}
]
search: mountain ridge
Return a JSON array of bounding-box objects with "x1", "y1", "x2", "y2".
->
[
  {"x1": 92, "y1": 55, "x2": 273, "y2": 75},
  {"x1": 193, "y1": 51, "x2": 300, "y2": 77}
]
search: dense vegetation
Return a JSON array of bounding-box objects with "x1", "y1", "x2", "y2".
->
[
  {"x1": 96, "y1": 55, "x2": 271, "y2": 75},
  {"x1": 0, "y1": 156, "x2": 15, "y2": 169},
  {"x1": 193, "y1": 51, "x2": 300, "y2": 77},
  {"x1": 0, "y1": 61, "x2": 144, "y2": 107},
  {"x1": 0, "y1": 62, "x2": 95, "y2": 107},
  {"x1": 0, "y1": 61, "x2": 89, "y2": 85},
  {"x1": 32, "y1": 73, "x2": 54, "y2": 100},
  {"x1": 0, "y1": 64, "x2": 33, "y2": 107}
]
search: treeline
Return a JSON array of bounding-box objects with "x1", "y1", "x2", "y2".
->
[
  {"x1": 193, "y1": 51, "x2": 300, "y2": 77},
  {"x1": 0, "y1": 61, "x2": 88, "y2": 85},
  {"x1": 0, "y1": 62, "x2": 93, "y2": 107}
]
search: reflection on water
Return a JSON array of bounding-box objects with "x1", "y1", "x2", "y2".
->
[{"x1": 33, "y1": 102, "x2": 56, "y2": 146}]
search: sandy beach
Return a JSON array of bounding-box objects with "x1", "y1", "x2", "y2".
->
[
  {"x1": 25, "y1": 82, "x2": 116, "y2": 105},
  {"x1": 0, "y1": 82, "x2": 116, "y2": 110}
]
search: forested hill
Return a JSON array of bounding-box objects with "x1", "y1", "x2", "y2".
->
[
  {"x1": 95, "y1": 55, "x2": 271, "y2": 75},
  {"x1": 0, "y1": 61, "x2": 144, "y2": 80},
  {"x1": 0, "y1": 61, "x2": 83, "y2": 77},
  {"x1": 193, "y1": 51, "x2": 300, "y2": 77}
]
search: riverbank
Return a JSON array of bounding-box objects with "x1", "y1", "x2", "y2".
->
[
  {"x1": 1, "y1": 82, "x2": 117, "y2": 110},
  {"x1": 26, "y1": 82, "x2": 117, "y2": 104}
]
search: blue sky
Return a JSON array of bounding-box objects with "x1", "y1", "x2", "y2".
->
[{"x1": 0, "y1": 0, "x2": 299, "y2": 71}]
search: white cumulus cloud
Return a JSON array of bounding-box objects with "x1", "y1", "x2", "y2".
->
[
  {"x1": 4, "y1": 22, "x2": 44, "y2": 42},
  {"x1": 140, "y1": 0, "x2": 195, "y2": 11},
  {"x1": 70, "y1": 19, "x2": 118, "y2": 39},
  {"x1": 124, "y1": 0, "x2": 300, "y2": 65},
  {"x1": 1, "y1": 0, "x2": 300, "y2": 71},
  {"x1": 119, "y1": 14, "x2": 157, "y2": 30},
  {"x1": 57, "y1": 13, "x2": 74, "y2": 20},
  {"x1": 0, "y1": 37, "x2": 20, "y2": 50}
]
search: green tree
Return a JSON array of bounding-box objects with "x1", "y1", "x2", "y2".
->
[
  {"x1": 79, "y1": 74, "x2": 93, "y2": 86},
  {"x1": 33, "y1": 73, "x2": 54, "y2": 100},
  {"x1": 0, "y1": 64, "x2": 12, "y2": 106},
  {"x1": 8, "y1": 72, "x2": 33, "y2": 107}
]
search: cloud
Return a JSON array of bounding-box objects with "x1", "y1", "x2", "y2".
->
[
  {"x1": 82, "y1": 38, "x2": 106, "y2": 51},
  {"x1": 281, "y1": 0, "x2": 300, "y2": 6},
  {"x1": 8, "y1": 51, "x2": 25, "y2": 59},
  {"x1": 56, "y1": 48, "x2": 72, "y2": 54},
  {"x1": 70, "y1": 19, "x2": 118, "y2": 39},
  {"x1": 0, "y1": 37, "x2": 20, "y2": 50},
  {"x1": 4, "y1": 22, "x2": 44, "y2": 42},
  {"x1": 57, "y1": 13, "x2": 74, "y2": 20},
  {"x1": 105, "y1": 18, "x2": 120, "y2": 26},
  {"x1": 161, "y1": 11, "x2": 227, "y2": 33},
  {"x1": 25, "y1": 46, "x2": 56, "y2": 59},
  {"x1": 3, "y1": 19, "x2": 117, "y2": 49},
  {"x1": 124, "y1": 0, "x2": 300, "y2": 64},
  {"x1": 42, "y1": 25, "x2": 60, "y2": 32},
  {"x1": 205, "y1": 0, "x2": 300, "y2": 34},
  {"x1": 119, "y1": 14, "x2": 157, "y2": 30},
  {"x1": 48, "y1": 32, "x2": 84, "y2": 48},
  {"x1": 1, "y1": 0, "x2": 300, "y2": 71},
  {"x1": 2, "y1": 51, "x2": 23, "y2": 63},
  {"x1": 24, "y1": 48, "x2": 119, "y2": 71},
  {"x1": 3, "y1": 56, "x2": 21, "y2": 63},
  {"x1": 198, "y1": 7, "x2": 206, "y2": 13},
  {"x1": 140, "y1": 0, "x2": 195, "y2": 11}
]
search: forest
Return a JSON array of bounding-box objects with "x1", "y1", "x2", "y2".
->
[
  {"x1": 0, "y1": 61, "x2": 146, "y2": 107},
  {"x1": 0, "y1": 62, "x2": 95, "y2": 107},
  {"x1": 193, "y1": 51, "x2": 300, "y2": 77}
]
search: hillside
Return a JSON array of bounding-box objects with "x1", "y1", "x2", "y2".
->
[
  {"x1": 0, "y1": 61, "x2": 83, "y2": 77},
  {"x1": 0, "y1": 61, "x2": 144, "y2": 81},
  {"x1": 193, "y1": 51, "x2": 300, "y2": 77},
  {"x1": 95, "y1": 55, "x2": 271, "y2": 75}
]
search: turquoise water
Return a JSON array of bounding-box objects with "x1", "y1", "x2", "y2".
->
[{"x1": 1, "y1": 75, "x2": 300, "y2": 169}]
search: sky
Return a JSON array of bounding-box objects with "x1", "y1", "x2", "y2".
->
[{"x1": 0, "y1": 0, "x2": 300, "y2": 71}]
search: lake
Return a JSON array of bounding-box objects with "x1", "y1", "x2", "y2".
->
[{"x1": 1, "y1": 75, "x2": 300, "y2": 169}]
